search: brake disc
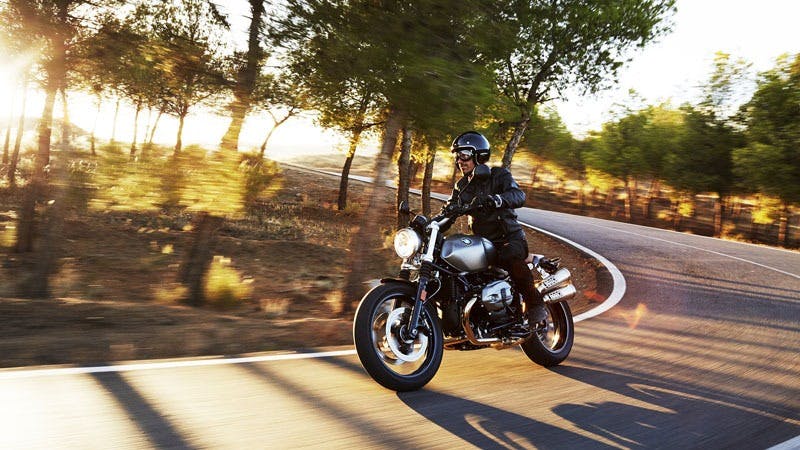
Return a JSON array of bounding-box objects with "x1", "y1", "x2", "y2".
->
[{"x1": 385, "y1": 307, "x2": 428, "y2": 363}]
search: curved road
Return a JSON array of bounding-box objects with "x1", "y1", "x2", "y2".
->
[{"x1": 1, "y1": 185, "x2": 798, "y2": 448}]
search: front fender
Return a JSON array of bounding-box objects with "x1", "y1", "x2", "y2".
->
[{"x1": 380, "y1": 277, "x2": 416, "y2": 287}]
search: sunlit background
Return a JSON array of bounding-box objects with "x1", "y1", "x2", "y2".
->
[{"x1": 0, "y1": 0, "x2": 798, "y2": 155}]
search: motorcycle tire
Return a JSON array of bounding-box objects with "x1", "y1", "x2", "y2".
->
[
  {"x1": 353, "y1": 282, "x2": 443, "y2": 392},
  {"x1": 520, "y1": 301, "x2": 574, "y2": 367}
]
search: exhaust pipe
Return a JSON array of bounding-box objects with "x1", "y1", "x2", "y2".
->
[
  {"x1": 536, "y1": 268, "x2": 571, "y2": 294},
  {"x1": 543, "y1": 284, "x2": 577, "y2": 303}
]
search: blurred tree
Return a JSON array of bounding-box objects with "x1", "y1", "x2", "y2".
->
[
  {"x1": 639, "y1": 105, "x2": 684, "y2": 219},
  {"x1": 278, "y1": 0, "x2": 495, "y2": 313},
  {"x1": 486, "y1": 0, "x2": 675, "y2": 168},
  {"x1": 276, "y1": 0, "x2": 384, "y2": 210},
  {"x1": 251, "y1": 72, "x2": 310, "y2": 157},
  {"x1": 663, "y1": 106, "x2": 743, "y2": 234},
  {"x1": 138, "y1": 0, "x2": 229, "y2": 153},
  {"x1": 584, "y1": 110, "x2": 649, "y2": 220},
  {"x1": 4, "y1": 0, "x2": 123, "y2": 299},
  {"x1": 220, "y1": 0, "x2": 267, "y2": 152},
  {"x1": 661, "y1": 55, "x2": 750, "y2": 236},
  {"x1": 734, "y1": 54, "x2": 800, "y2": 245}
]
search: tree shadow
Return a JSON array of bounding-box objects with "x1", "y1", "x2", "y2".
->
[
  {"x1": 312, "y1": 353, "x2": 614, "y2": 449},
  {"x1": 550, "y1": 365, "x2": 800, "y2": 449},
  {"x1": 90, "y1": 371, "x2": 194, "y2": 449},
  {"x1": 397, "y1": 389, "x2": 616, "y2": 450}
]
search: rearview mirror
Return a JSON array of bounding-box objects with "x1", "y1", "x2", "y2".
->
[
  {"x1": 398, "y1": 201, "x2": 410, "y2": 214},
  {"x1": 473, "y1": 163, "x2": 490, "y2": 181}
]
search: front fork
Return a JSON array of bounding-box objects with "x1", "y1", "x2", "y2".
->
[{"x1": 406, "y1": 221, "x2": 441, "y2": 339}]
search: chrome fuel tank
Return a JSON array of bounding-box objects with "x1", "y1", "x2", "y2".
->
[{"x1": 441, "y1": 234, "x2": 497, "y2": 273}]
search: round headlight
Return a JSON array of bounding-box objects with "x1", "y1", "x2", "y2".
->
[{"x1": 393, "y1": 228, "x2": 422, "y2": 259}]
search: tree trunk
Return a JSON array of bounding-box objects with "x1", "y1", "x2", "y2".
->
[
  {"x1": 421, "y1": 139, "x2": 437, "y2": 217},
  {"x1": 16, "y1": 62, "x2": 60, "y2": 253},
  {"x1": 259, "y1": 112, "x2": 294, "y2": 157},
  {"x1": 110, "y1": 98, "x2": 120, "y2": 143},
  {"x1": 175, "y1": 113, "x2": 186, "y2": 154},
  {"x1": 623, "y1": 178, "x2": 633, "y2": 222},
  {"x1": 342, "y1": 108, "x2": 403, "y2": 315},
  {"x1": 337, "y1": 128, "x2": 363, "y2": 211},
  {"x1": 502, "y1": 109, "x2": 532, "y2": 168},
  {"x1": 643, "y1": 178, "x2": 660, "y2": 220},
  {"x1": 58, "y1": 88, "x2": 70, "y2": 148},
  {"x1": 2, "y1": 87, "x2": 13, "y2": 164},
  {"x1": 148, "y1": 110, "x2": 162, "y2": 145},
  {"x1": 8, "y1": 72, "x2": 28, "y2": 187},
  {"x1": 713, "y1": 195, "x2": 724, "y2": 237},
  {"x1": 19, "y1": 182, "x2": 66, "y2": 298},
  {"x1": 259, "y1": 125, "x2": 277, "y2": 157},
  {"x1": 90, "y1": 97, "x2": 101, "y2": 156},
  {"x1": 180, "y1": 212, "x2": 224, "y2": 306},
  {"x1": 777, "y1": 205, "x2": 789, "y2": 247},
  {"x1": 130, "y1": 102, "x2": 141, "y2": 159},
  {"x1": 671, "y1": 197, "x2": 682, "y2": 230},
  {"x1": 220, "y1": 0, "x2": 265, "y2": 151},
  {"x1": 396, "y1": 126, "x2": 412, "y2": 228}
]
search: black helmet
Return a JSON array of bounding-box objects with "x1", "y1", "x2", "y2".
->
[{"x1": 451, "y1": 131, "x2": 490, "y2": 164}]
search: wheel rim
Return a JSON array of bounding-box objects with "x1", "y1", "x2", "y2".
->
[
  {"x1": 535, "y1": 303, "x2": 570, "y2": 353},
  {"x1": 370, "y1": 296, "x2": 434, "y2": 377}
]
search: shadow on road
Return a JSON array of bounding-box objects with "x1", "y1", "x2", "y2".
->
[
  {"x1": 551, "y1": 364, "x2": 800, "y2": 449},
  {"x1": 90, "y1": 371, "x2": 194, "y2": 449},
  {"x1": 313, "y1": 353, "x2": 614, "y2": 449},
  {"x1": 397, "y1": 389, "x2": 615, "y2": 449}
]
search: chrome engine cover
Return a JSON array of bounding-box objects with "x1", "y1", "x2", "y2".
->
[
  {"x1": 481, "y1": 280, "x2": 513, "y2": 312},
  {"x1": 441, "y1": 234, "x2": 497, "y2": 273}
]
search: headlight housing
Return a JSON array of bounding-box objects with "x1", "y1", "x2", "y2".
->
[{"x1": 393, "y1": 228, "x2": 422, "y2": 259}]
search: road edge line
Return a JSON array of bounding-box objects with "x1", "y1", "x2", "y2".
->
[{"x1": 518, "y1": 221, "x2": 626, "y2": 323}]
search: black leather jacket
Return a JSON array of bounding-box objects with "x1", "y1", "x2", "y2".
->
[{"x1": 442, "y1": 165, "x2": 527, "y2": 243}]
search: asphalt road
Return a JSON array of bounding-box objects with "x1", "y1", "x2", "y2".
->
[{"x1": 1, "y1": 201, "x2": 798, "y2": 448}]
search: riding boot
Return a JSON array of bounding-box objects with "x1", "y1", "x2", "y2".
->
[{"x1": 508, "y1": 258, "x2": 548, "y2": 324}]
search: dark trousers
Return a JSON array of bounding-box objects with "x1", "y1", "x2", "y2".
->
[{"x1": 496, "y1": 237, "x2": 544, "y2": 308}]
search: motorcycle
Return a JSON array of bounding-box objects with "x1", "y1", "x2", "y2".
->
[{"x1": 353, "y1": 167, "x2": 576, "y2": 391}]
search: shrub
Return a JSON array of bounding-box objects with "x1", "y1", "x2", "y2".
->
[{"x1": 204, "y1": 256, "x2": 253, "y2": 308}]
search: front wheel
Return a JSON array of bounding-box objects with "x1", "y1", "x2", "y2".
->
[
  {"x1": 353, "y1": 282, "x2": 443, "y2": 391},
  {"x1": 521, "y1": 301, "x2": 574, "y2": 366}
]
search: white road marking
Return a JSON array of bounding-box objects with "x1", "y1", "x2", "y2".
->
[
  {"x1": 769, "y1": 434, "x2": 800, "y2": 450},
  {"x1": 0, "y1": 350, "x2": 358, "y2": 380},
  {"x1": 578, "y1": 220, "x2": 800, "y2": 280},
  {"x1": 519, "y1": 221, "x2": 627, "y2": 323}
]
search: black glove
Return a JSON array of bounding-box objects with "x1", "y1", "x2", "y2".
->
[
  {"x1": 441, "y1": 202, "x2": 461, "y2": 216},
  {"x1": 470, "y1": 194, "x2": 503, "y2": 211}
]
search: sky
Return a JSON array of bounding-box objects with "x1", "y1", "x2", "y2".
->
[
  {"x1": 1, "y1": 0, "x2": 799, "y2": 156},
  {"x1": 554, "y1": 0, "x2": 800, "y2": 137}
]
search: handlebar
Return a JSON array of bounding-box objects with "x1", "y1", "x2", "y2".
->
[{"x1": 430, "y1": 203, "x2": 478, "y2": 227}]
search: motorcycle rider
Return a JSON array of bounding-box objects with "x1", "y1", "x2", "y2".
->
[{"x1": 441, "y1": 131, "x2": 548, "y2": 324}]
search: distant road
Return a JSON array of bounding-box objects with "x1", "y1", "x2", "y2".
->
[{"x1": 1, "y1": 166, "x2": 798, "y2": 448}]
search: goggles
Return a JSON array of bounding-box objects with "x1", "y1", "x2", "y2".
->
[{"x1": 454, "y1": 148, "x2": 475, "y2": 161}]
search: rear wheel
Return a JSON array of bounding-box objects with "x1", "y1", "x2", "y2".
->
[
  {"x1": 520, "y1": 301, "x2": 574, "y2": 366},
  {"x1": 353, "y1": 282, "x2": 443, "y2": 391}
]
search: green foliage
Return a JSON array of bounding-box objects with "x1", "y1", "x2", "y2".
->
[
  {"x1": 735, "y1": 54, "x2": 800, "y2": 207},
  {"x1": 521, "y1": 107, "x2": 580, "y2": 170},
  {"x1": 583, "y1": 111, "x2": 649, "y2": 184},
  {"x1": 485, "y1": 0, "x2": 676, "y2": 164},
  {"x1": 88, "y1": 145, "x2": 281, "y2": 217},
  {"x1": 240, "y1": 153, "x2": 282, "y2": 214},
  {"x1": 277, "y1": 0, "x2": 496, "y2": 140},
  {"x1": 664, "y1": 106, "x2": 743, "y2": 196}
]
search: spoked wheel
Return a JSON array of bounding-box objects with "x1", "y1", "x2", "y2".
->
[
  {"x1": 353, "y1": 282, "x2": 443, "y2": 391},
  {"x1": 520, "y1": 301, "x2": 574, "y2": 367}
]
